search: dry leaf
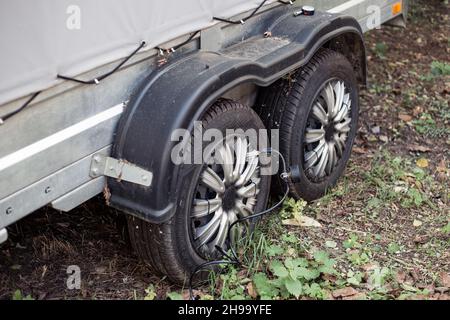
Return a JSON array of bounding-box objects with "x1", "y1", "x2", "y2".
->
[
  {"x1": 353, "y1": 147, "x2": 367, "y2": 154},
  {"x1": 282, "y1": 215, "x2": 322, "y2": 228},
  {"x1": 398, "y1": 113, "x2": 413, "y2": 122},
  {"x1": 439, "y1": 272, "x2": 450, "y2": 288},
  {"x1": 361, "y1": 262, "x2": 379, "y2": 272},
  {"x1": 379, "y1": 135, "x2": 389, "y2": 143},
  {"x1": 342, "y1": 292, "x2": 366, "y2": 300},
  {"x1": 395, "y1": 271, "x2": 407, "y2": 284},
  {"x1": 413, "y1": 219, "x2": 423, "y2": 227},
  {"x1": 416, "y1": 158, "x2": 429, "y2": 168},
  {"x1": 413, "y1": 106, "x2": 423, "y2": 116},
  {"x1": 437, "y1": 159, "x2": 446, "y2": 173},
  {"x1": 332, "y1": 287, "x2": 358, "y2": 298},
  {"x1": 247, "y1": 282, "x2": 257, "y2": 299}
]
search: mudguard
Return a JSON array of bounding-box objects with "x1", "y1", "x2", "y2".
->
[{"x1": 109, "y1": 8, "x2": 366, "y2": 223}]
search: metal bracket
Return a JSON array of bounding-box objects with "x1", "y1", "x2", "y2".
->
[{"x1": 90, "y1": 154, "x2": 152, "y2": 187}]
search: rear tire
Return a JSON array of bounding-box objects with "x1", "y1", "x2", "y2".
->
[
  {"x1": 127, "y1": 99, "x2": 270, "y2": 285},
  {"x1": 256, "y1": 49, "x2": 359, "y2": 201}
]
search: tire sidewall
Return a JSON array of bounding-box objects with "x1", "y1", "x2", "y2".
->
[
  {"x1": 288, "y1": 54, "x2": 359, "y2": 200},
  {"x1": 171, "y1": 104, "x2": 271, "y2": 276}
]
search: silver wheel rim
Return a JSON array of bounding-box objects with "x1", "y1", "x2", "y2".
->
[
  {"x1": 191, "y1": 136, "x2": 260, "y2": 258},
  {"x1": 304, "y1": 79, "x2": 352, "y2": 181}
]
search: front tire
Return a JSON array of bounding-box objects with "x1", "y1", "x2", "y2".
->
[{"x1": 127, "y1": 99, "x2": 270, "y2": 285}]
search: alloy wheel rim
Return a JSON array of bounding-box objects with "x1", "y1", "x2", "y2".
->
[
  {"x1": 191, "y1": 136, "x2": 260, "y2": 258},
  {"x1": 303, "y1": 79, "x2": 352, "y2": 182}
]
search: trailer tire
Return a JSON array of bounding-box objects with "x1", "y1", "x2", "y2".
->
[
  {"x1": 127, "y1": 99, "x2": 270, "y2": 285},
  {"x1": 257, "y1": 49, "x2": 359, "y2": 201}
]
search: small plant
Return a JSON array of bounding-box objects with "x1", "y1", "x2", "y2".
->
[
  {"x1": 12, "y1": 290, "x2": 33, "y2": 300},
  {"x1": 343, "y1": 234, "x2": 361, "y2": 249},
  {"x1": 166, "y1": 291, "x2": 184, "y2": 300},
  {"x1": 442, "y1": 221, "x2": 450, "y2": 235},
  {"x1": 348, "y1": 250, "x2": 371, "y2": 266},
  {"x1": 143, "y1": 285, "x2": 157, "y2": 300},
  {"x1": 368, "y1": 267, "x2": 391, "y2": 290},
  {"x1": 218, "y1": 266, "x2": 248, "y2": 300},
  {"x1": 253, "y1": 251, "x2": 335, "y2": 299},
  {"x1": 412, "y1": 113, "x2": 436, "y2": 135},
  {"x1": 374, "y1": 42, "x2": 388, "y2": 59},
  {"x1": 430, "y1": 61, "x2": 450, "y2": 77}
]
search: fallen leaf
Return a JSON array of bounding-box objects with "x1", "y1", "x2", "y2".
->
[
  {"x1": 342, "y1": 292, "x2": 367, "y2": 300},
  {"x1": 407, "y1": 144, "x2": 431, "y2": 153},
  {"x1": 362, "y1": 262, "x2": 379, "y2": 272},
  {"x1": 371, "y1": 126, "x2": 381, "y2": 135},
  {"x1": 353, "y1": 147, "x2": 367, "y2": 154},
  {"x1": 439, "y1": 272, "x2": 450, "y2": 288},
  {"x1": 332, "y1": 287, "x2": 358, "y2": 298},
  {"x1": 416, "y1": 158, "x2": 429, "y2": 168},
  {"x1": 437, "y1": 159, "x2": 446, "y2": 173},
  {"x1": 398, "y1": 114, "x2": 413, "y2": 122},
  {"x1": 394, "y1": 186, "x2": 408, "y2": 193},
  {"x1": 325, "y1": 240, "x2": 337, "y2": 248},
  {"x1": 395, "y1": 271, "x2": 407, "y2": 284},
  {"x1": 379, "y1": 135, "x2": 389, "y2": 143},
  {"x1": 413, "y1": 219, "x2": 423, "y2": 227},
  {"x1": 413, "y1": 235, "x2": 429, "y2": 244},
  {"x1": 282, "y1": 215, "x2": 322, "y2": 228},
  {"x1": 247, "y1": 282, "x2": 257, "y2": 299},
  {"x1": 413, "y1": 106, "x2": 423, "y2": 116}
]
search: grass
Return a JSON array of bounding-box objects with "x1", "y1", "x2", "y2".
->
[{"x1": 168, "y1": 149, "x2": 449, "y2": 300}]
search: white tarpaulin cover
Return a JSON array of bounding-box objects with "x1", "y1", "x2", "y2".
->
[{"x1": 0, "y1": 0, "x2": 277, "y2": 106}]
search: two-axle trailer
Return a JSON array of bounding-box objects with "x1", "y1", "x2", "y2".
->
[{"x1": 0, "y1": 0, "x2": 408, "y2": 284}]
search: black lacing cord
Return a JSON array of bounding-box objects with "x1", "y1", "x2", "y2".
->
[
  {"x1": 0, "y1": 91, "x2": 41, "y2": 124},
  {"x1": 188, "y1": 148, "x2": 290, "y2": 300},
  {"x1": 213, "y1": 0, "x2": 268, "y2": 24},
  {"x1": 213, "y1": 0, "x2": 295, "y2": 24},
  {"x1": 1, "y1": 41, "x2": 147, "y2": 123},
  {"x1": 57, "y1": 41, "x2": 147, "y2": 85},
  {"x1": 277, "y1": 0, "x2": 295, "y2": 4},
  {"x1": 155, "y1": 31, "x2": 200, "y2": 55}
]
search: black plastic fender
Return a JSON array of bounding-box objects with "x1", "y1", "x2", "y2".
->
[{"x1": 109, "y1": 8, "x2": 366, "y2": 223}]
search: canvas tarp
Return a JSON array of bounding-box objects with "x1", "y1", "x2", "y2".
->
[{"x1": 0, "y1": 0, "x2": 278, "y2": 106}]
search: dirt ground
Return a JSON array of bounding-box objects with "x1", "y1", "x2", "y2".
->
[{"x1": 0, "y1": 0, "x2": 448, "y2": 300}]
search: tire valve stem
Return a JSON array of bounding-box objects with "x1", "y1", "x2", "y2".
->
[{"x1": 281, "y1": 165, "x2": 301, "y2": 183}]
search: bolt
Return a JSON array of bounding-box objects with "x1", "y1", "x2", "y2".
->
[
  {"x1": 45, "y1": 186, "x2": 52, "y2": 194},
  {"x1": 92, "y1": 168, "x2": 99, "y2": 175},
  {"x1": 93, "y1": 155, "x2": 101, "y2": 163},
  {"x1": 6, "y1": 207, "x2": 13, "y2": 215},
  {"x1": 142, "y1": 175, "x2": 148, "y2": 182}
]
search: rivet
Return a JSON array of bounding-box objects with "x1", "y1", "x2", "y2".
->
[
  {"x1": 45, "y1": 186, "x2": 52, "y2": 194},
  {"x1": 6, "y1": 207, "x2": 13, "y2": 215}
]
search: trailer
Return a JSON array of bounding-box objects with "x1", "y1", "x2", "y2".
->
[{"x1": 0, "y1": 0, "x2": 408, "y2": 284}]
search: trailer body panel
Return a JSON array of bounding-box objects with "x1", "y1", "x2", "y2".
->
[{"x1": 0, "y1": 0, "x2": 409, "y2": 238}]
